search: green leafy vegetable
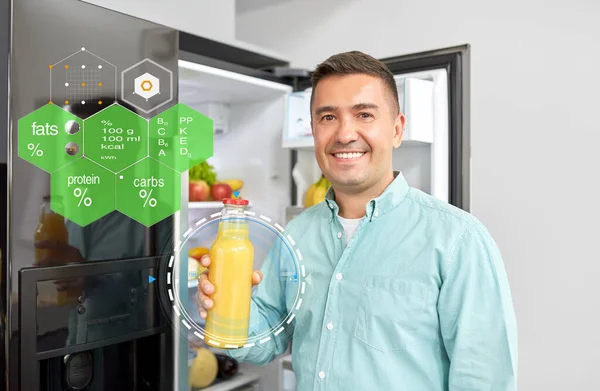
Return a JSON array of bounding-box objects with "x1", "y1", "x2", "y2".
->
[{"x1": 189, "y1": 161, "x2": 217, "y2": 186}]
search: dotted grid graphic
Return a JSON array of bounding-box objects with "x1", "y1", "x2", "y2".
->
[
  {"x1": 65, "y1": 67, "x2": 102, "y2": 105},
  {"x1": 166, "y1": 209, "x2": 306, "y2": 349},
  {"x1": 49, "y1": 47, "x2": 117, "y2": 106}
]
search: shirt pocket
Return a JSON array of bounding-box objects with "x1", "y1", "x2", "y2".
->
[{"x1": 353, "y1": 276, "x2": 430, "y2": 353}]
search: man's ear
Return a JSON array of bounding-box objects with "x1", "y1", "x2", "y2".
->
[{"x1": 392, "y1": 113, "x2": 405, "y2": 149}]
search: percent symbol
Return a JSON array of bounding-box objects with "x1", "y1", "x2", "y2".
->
[
  {"x1": 139, "y1": 189, "x2": 157, "y2": 208},
  {"x1": 73, "y1": 188, "x2": 93, "y2": 207},
  {"x1": 27, "y1": 143, "x2": 43, "y2": 157},
  {"x1": 101, "y1": 120, "x2": 113, "y2": 126}
]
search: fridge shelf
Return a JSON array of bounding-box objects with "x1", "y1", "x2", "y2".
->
[
  {"x1": 179, "y1": 59, "x2": 291, "y2": 105},
  {"x1": 189, "y1": 201, "x2": 252, "y2": 209},
  {"x1": 196, "y1": 372, "x2": 260, "y2": 391},
  {"x1": 188, "y1": 372, "x2": 260, "y2": 391}
]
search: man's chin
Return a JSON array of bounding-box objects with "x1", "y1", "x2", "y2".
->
[{"x1": 330, "y1": 173, "x2": 369, "y2": 190}]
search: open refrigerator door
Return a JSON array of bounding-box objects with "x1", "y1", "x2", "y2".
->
[{"x1": 175, "y1": 56, "x2": 296, "y2": 391}]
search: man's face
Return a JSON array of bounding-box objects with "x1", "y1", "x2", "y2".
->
[{"x1": 311, "y1": 74, "x2": 405, "y2": 193}]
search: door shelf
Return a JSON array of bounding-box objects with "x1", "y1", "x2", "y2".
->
[{"x1": 282, "y1": 137, "x2": 314, "y2": 149}]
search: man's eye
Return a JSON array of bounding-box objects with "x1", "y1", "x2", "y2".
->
[
  {"x1": 321, "y1": 115, "x2": 335, "y2": 121},
  {"x1": 359, "y1": 112, "x2": 373, "y2": 118}
]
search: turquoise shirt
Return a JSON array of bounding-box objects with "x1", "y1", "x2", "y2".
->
[{"x1": 226, "y1": 172, "x2": 518, "y2": 391}]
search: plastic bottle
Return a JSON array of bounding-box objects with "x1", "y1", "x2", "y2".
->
[
  {"x1": 34, "y1": 196, "x2": 68, "y2": 263},
  {"x1": 33, "y1": 196, "x2": 72, "y2": 305},
  {"x1": 205, "y1": 198, "x2": 254, "y2": 348}
]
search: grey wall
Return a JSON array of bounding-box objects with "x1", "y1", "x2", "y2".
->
[
  {"x1": 80, "y1": 0, "x2": 289, "y2": 63},
  {"x1": 236, "y1": 0, "x2": 600, "y2": 390},
  {"x1": 82, "y1": 0, "x2": 236, "y2": 43}
]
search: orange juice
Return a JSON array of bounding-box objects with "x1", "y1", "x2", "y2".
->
[
  {"x1": 205, "y1": 198, "x2": 254, "y2": 348},
  {"x1": 34, "y1": 196, "x2": 69, "y2": 264},
  {"x1": 34, "y1": 196, "x2": 72, "y2": 305}
]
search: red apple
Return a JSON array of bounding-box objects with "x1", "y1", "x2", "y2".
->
[
  {"x1": 189, "y1": 180, "x2": 210, "y2": 202},
  {"x1": 210, "y1": 183, "x2": 232, "y2": 201}
]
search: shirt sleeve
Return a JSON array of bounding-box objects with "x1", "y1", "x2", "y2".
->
[
  {"x1": 223, "y1": 237, "x2": 291, "y2": 365},
  {"x1": 437, "y1": 222, "x2": 519, "y2": 391}
]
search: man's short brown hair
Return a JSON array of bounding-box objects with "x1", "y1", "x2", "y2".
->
[{"x1": 310, "y1": 51, "x2": 400, "y2": 116}]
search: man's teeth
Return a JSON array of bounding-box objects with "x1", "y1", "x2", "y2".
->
[{"x1": 334, "y1": 152, "x2": 364, "y2": 159}]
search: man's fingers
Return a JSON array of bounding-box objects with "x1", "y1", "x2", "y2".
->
[
  {"x1": 200, "y1": 254, "x2": 211, "y2": 268},
  {"x1": 196, "y1": 268, "x2": 261, "y2": 320},
  {"x1": 252, "y1": 270, "x2": 263, "y2": 285},
  {"x1": 198, "y1": 272, "x2": 214, "y2": 294},
  {"x1": 201, "y1": 295, "x2": 213, "y2": 310},
  {"x1": 195, "y1": 289, "x2": 213, "y2": 309},
  {"x1": 34, "y1": 242, "x2": 84, "y2": 264},
  {"x1": 195, "y1": 290, "x2": 211, "y2": 319},
  {"x1": 196, "y1": 270, "x2": 213, "y2": 320}
]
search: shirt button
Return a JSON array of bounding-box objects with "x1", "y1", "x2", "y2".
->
[
  {"x1": 337, "y1": 231, "x2": 342, "y2": 239},
  {"x1": 327, "y1": 322, "x2": 333, "y2": 330},
  {"x1": 336, "y1": 273, "x2": 342, "y2": 281},
  {"x1": 319, "y1": 371, "x2": 325, "y2": 379}
]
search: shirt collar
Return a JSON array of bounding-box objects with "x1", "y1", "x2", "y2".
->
[{"x1": 324, "y1": 171, "x2": 409, "y2": 222}]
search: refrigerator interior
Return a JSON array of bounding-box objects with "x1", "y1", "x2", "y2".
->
[
  {"x1": 176, "y1": 59, "x2": 294, "y2": 391},
  {"x1": 178, "y1": 59, "x2": 294, "y2": 227}
]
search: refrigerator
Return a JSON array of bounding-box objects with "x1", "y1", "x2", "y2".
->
[{"x1": 1, "y1": 0, "x2": 470, "y2": 390}]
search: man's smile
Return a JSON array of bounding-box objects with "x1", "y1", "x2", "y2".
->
[{"x1": 329, "y1": 150, "x2": 368, "y2": 163}]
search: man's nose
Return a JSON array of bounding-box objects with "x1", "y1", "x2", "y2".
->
[{"x1": 335, "y1": 118, "x2": 359, "y2": 144}]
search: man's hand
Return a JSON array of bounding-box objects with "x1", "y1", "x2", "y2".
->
[
  {"x1": 34, "y1": 240, "x2": 86, "y2": 296},
  {"x1": 34, "y1": 239, "x2": 84, "y2": 267},
  {"x1": 195, "y1": 254, "x2": 263, "y2": 319}
]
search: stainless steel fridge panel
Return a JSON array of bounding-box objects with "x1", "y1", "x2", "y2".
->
[{"x1": 4, "y1": 0, "x2": 179, "y2": 389}]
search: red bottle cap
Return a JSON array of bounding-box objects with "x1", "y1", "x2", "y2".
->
[{"x1": 223, "y1": 198, "x2": 249, "y2": 206}]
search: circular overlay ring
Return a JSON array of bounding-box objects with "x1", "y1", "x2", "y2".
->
[{"x1": 165, "y1": 208, "x2": 305, "y2": 349}]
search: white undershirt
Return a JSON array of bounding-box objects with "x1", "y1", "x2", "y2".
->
[{"x1": 337, "y1": 216, "x2": 362, "y2": 246}]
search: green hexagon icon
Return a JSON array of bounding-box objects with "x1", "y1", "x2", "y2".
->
[
  {"x1": 149, "y1": 103, "x2": 213, "y2": 173},
  {"x1": 83, "y1": 103, "x2": 149, "y2": 173},
  {"x1": 18, "y1": 103, "x2": 84, "y2": 173},
  {"x1": 50, "y1": 157, "x2": 116, "y2": 227},
  {"x1": 116, "y1": 157, "x2": 180, "y2": 227}
]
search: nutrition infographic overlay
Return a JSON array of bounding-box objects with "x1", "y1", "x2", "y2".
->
[{"x1": 18, "y1": 47, "x2": 214, "y2": 227}]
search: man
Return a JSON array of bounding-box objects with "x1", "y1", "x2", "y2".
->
[{"x1": 197, "y1": 51, "x2": 518, "y2": 390}]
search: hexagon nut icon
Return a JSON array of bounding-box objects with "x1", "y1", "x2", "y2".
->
[{"x1": 134, "y1": 72, "x2": 160, "y2": 100}]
